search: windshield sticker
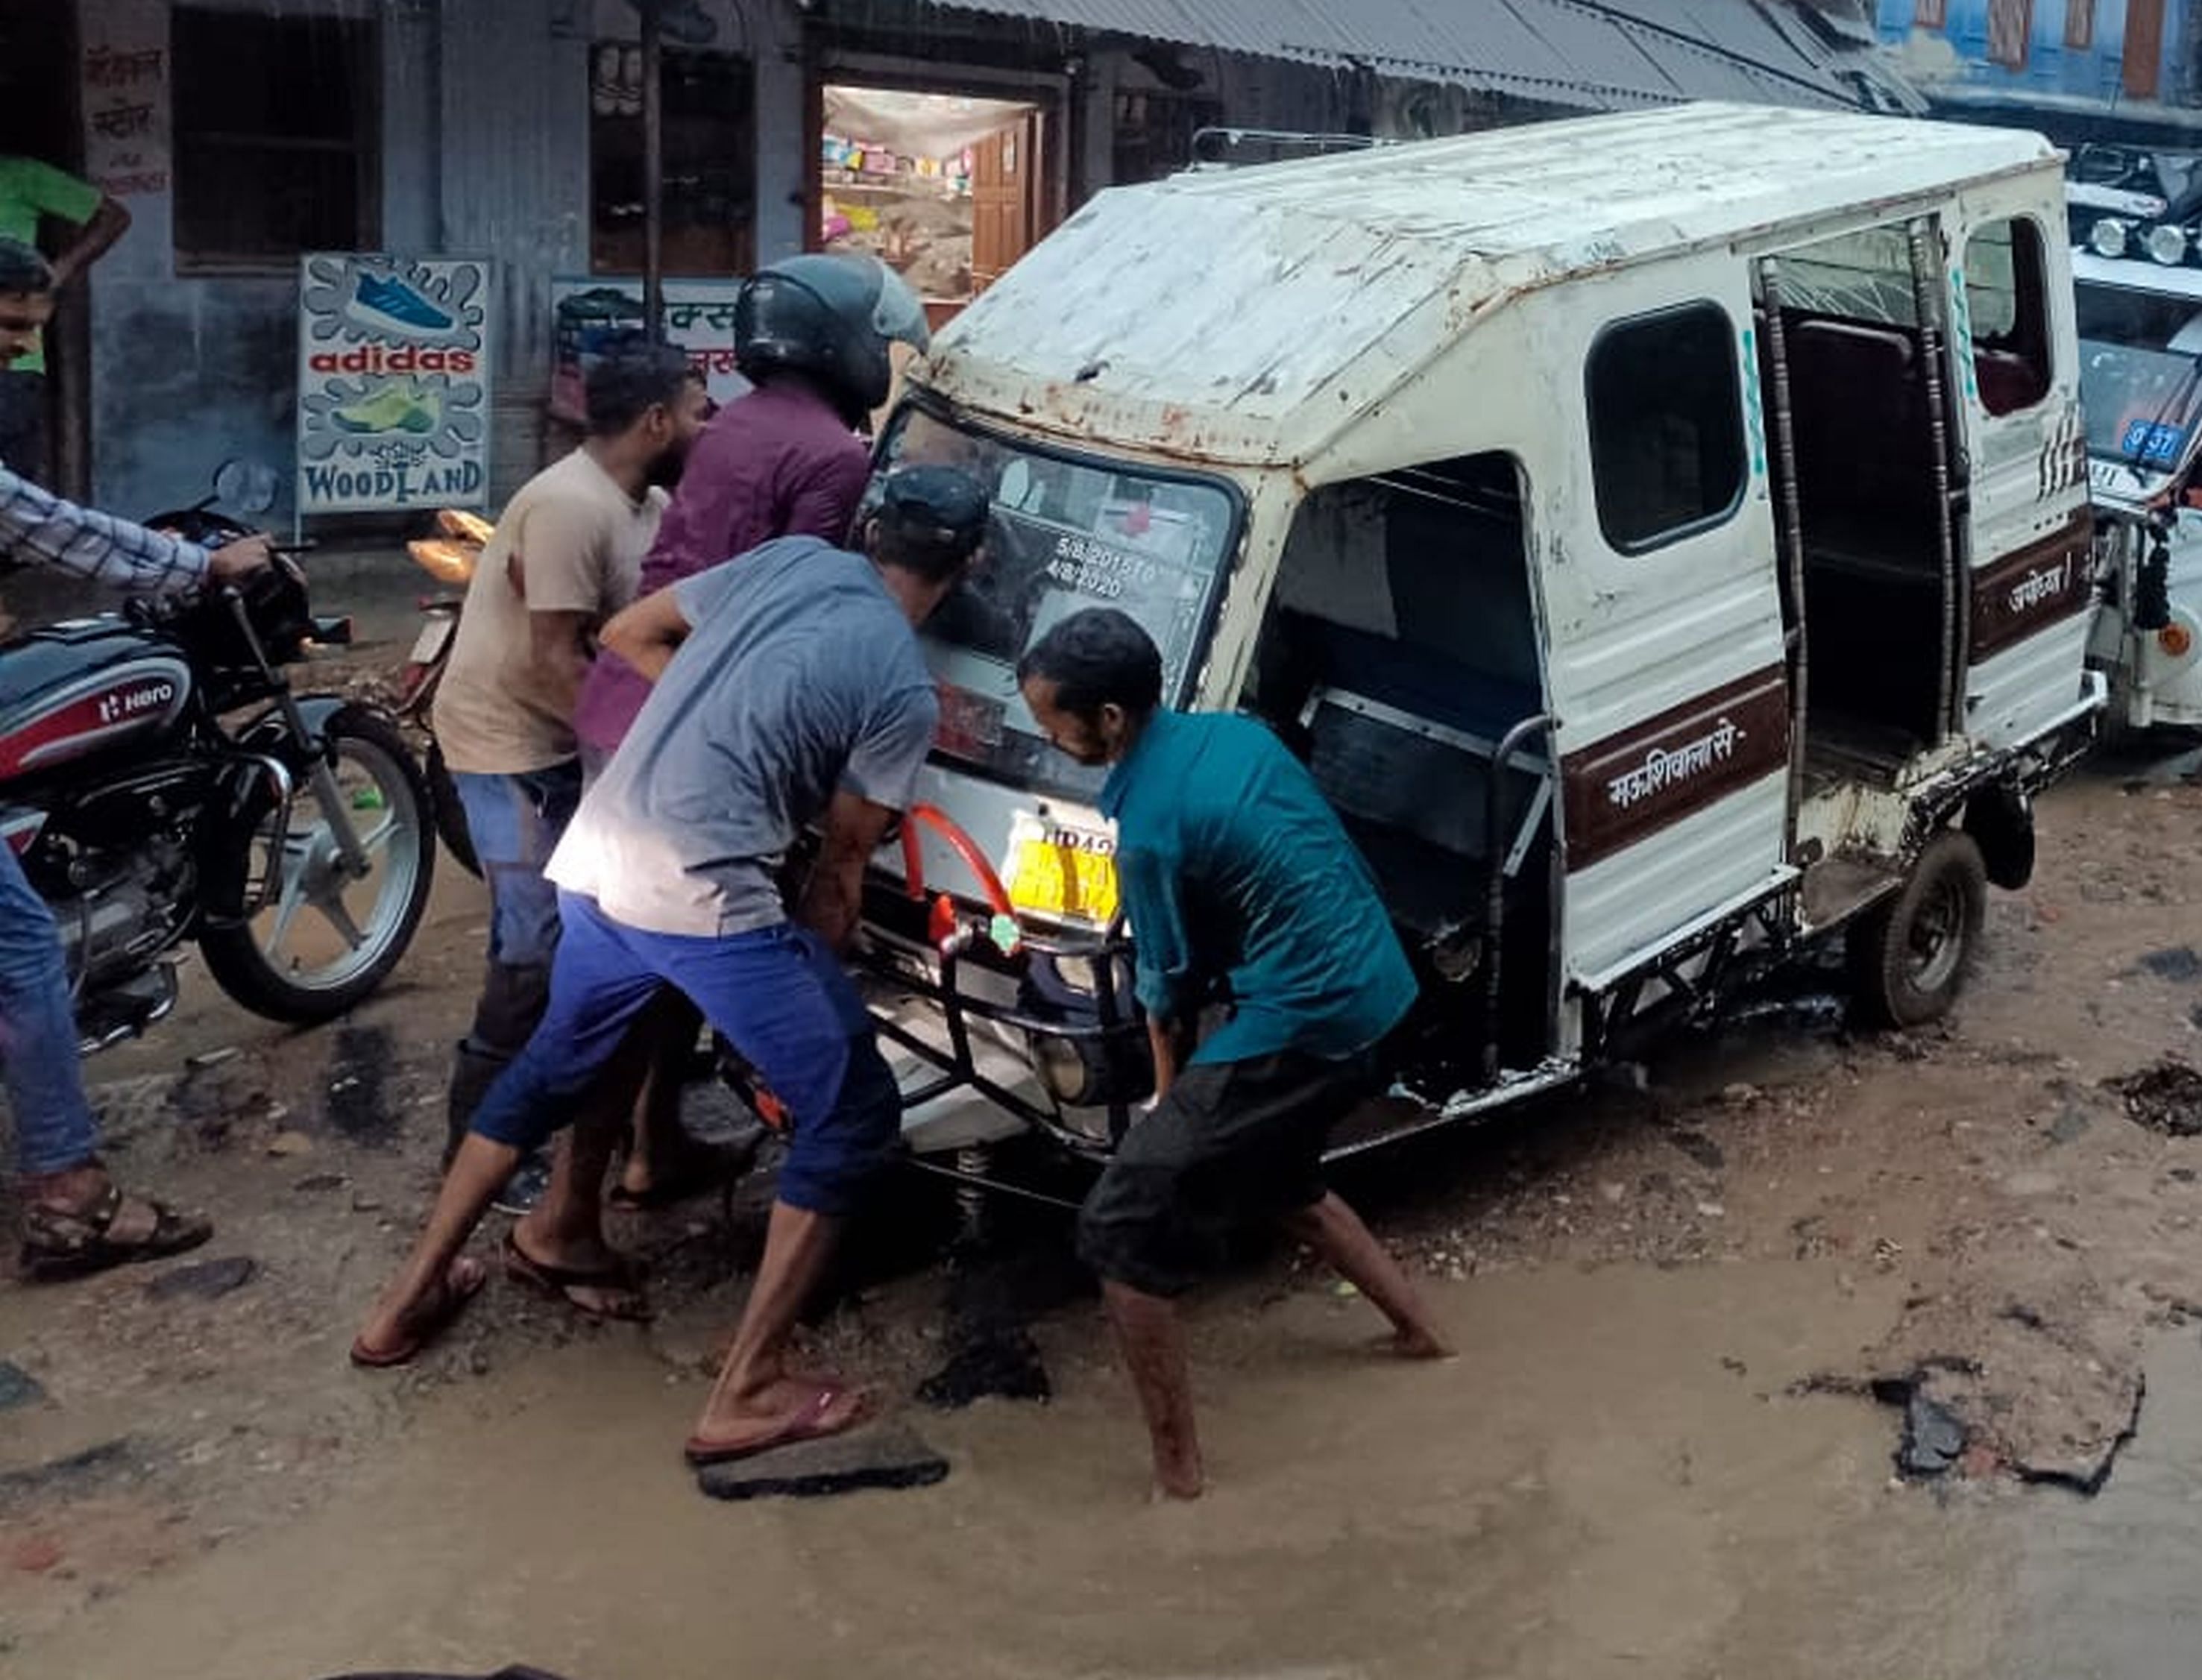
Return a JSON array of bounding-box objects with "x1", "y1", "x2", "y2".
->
[
  {"x1": 1045, "y1": 533, "x2": 1165, "y2": 601},
  {"x1": 2120, "y1": 418, "x2": 2189, "y2": 468}
]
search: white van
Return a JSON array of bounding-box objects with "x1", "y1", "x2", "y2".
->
[{"x1": 838, "y1": 103, "x2": 2104, "y2": 1184}]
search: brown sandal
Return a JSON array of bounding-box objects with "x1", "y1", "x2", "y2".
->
[
  {"x1": 500, "y1": 1230, "x2": 652, "y2": 1322},
  {"x1": 18, "y1": 1182, "x2": 213, "y2": 1281}
]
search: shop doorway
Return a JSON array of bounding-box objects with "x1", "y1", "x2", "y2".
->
[{"x1": 817, "y1": 84, "x2": 1049, "y2": 335}]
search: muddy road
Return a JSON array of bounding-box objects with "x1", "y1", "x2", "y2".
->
[{"x1": 6, "y1": 712, "x2": 2202, "y2": 1679}]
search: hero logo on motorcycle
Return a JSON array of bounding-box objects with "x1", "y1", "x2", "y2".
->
[
  {"x1": 0, "y1": 663, "x2": 192, "y2": 780},
  {"x1": 96, "y1": 678, "x2": 180, "y2": 726}
]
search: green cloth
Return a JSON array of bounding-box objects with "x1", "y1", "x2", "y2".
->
[
  {"x1": 1100, "y1": 708, "x2": 1419, "y2": 1068},
  {"x1": 0, "y1": 156, "x2": 101, "y2": 375}
]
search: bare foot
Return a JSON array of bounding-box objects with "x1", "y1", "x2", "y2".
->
[
  {"x1": 1150, "y1": 1456, "x2": 1205, "y2": 1501},
  {"x1": 1374, "y1": 1327, "x2": 1458, "y2": 1361}
]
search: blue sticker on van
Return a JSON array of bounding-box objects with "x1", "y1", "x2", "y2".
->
[
  {"x1": 2121, "y1": 418, "x2": 2189, "y2": 467},
  {"x1": 1739, "y1": 326, "x2": 1767, "y2": 479}
]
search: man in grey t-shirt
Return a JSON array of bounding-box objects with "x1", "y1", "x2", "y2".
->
[
  {"x1": 547, "y1": 529, "x2": 939, "y2": 941},
  {"x1": 354, "y1": 470, "x2": 990, "y2": 1473}
]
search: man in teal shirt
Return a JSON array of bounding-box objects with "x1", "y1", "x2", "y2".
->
[
  {"x1": 1018, "y1": 607, "x2": 1450, "y2": 1500},
  {"x1": 0, "y1": 155, "x2": 132, "y2": 481}
]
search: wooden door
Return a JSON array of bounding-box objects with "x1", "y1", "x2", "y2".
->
[
  {"x1": 2125, "y1": 0, "x2": 2166, "y2": 97},
  {"x1": 969, "y1": 117, "x2": 1034, "y2": 294}
]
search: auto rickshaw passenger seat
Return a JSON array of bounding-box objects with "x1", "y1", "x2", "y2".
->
[{"x1": 1783, "y1": 315, "x2": 1942, "y2": 570}]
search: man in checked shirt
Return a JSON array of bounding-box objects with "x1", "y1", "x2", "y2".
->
[{"x1": 0, "y1": 239, "x2": 271, "y2": 1276}]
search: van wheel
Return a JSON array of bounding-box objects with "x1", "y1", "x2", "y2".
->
[{"x1": 1846, "y1": 830, "x2": 1987, "y2": 1030}]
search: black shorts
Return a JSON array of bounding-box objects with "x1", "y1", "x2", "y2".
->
[{"x1": 1077, "y1": 1048, "x2": 1377, "y2": 1298}]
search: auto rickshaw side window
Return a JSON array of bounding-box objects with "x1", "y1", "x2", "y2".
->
[
  {"x1": 1963, "y1": 217, "x2": 2054, "y2": 417},
  {"x1": 1585, "y1": 301, "x2": 1748, "y2": 556}
]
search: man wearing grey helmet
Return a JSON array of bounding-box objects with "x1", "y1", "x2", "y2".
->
[{"x1": 355, "y1": 465, "x2": 988, "y2": 1471}]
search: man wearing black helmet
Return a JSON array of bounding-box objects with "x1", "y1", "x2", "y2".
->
[
  {"x1": 574, "y1": 253, "x2": 928, "y2": 767},
  {"x1": 355, "y1": 467, "x2": 989, "y2": 1472},
  {"x1": 570, "y1": 252, "x2": 930, "y2": 1209}
]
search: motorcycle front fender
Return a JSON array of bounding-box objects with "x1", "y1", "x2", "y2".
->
[{"x1": 231, "y1": 693, "x2": 365, "y2": 766}]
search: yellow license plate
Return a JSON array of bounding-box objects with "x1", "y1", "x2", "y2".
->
[{"x1": 1005, "y1": 819, "x2": 1119, "y2": 925}]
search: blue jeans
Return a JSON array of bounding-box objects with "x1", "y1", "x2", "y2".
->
[
  {"x1": 451, "y1": 763, "x2": 584, "y2": 971},
  {"x1": 471, "y1": 894, "x2": 902, "y2": 1216},
  {"x1": 0, "y1": 838, "x2": 99, "y2": 1177}
]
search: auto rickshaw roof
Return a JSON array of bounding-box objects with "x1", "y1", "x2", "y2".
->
[{"x1": 916, "y1": 101, "x2": 2058, "y2": 469}]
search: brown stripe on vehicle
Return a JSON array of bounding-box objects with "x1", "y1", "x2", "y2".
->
[
  {"x1": 1969, "y1": 514, "x2": 2092, "y2": 663},
  {"x1": 1561, "y1": 666, "x2": 1790, "y2": 872}
]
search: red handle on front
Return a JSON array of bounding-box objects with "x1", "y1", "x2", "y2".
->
[{"x1": 899, "y1": 801, "x2": 1018, "y2": 923}]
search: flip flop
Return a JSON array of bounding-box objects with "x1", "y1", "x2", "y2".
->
[
  {"x1": 683, "y1": 1384, "x2": 864, "y2": 1467},
  {"x1": 349, "y1": 1257, "x2": 488, "y2": 1369},
  {"x1": 500, "y1": 1230, "x2": 653, "y2": 1322}
]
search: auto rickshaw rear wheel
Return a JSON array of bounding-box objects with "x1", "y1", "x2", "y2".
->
[{"x1": 1845, "y1": 828, "x2": 1987, "y2": 1031}]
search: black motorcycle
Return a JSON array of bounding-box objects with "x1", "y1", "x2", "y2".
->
[{"x1": 0, "y1": 485, "x2": 436, "y2": 1049}]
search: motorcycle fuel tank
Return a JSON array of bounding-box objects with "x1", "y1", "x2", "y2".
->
[{"x1": 0, "y1": 619, "x2": 193, "y2": 784}]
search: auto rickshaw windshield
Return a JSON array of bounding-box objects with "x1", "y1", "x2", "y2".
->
[
  {"x1": 2075, "y1": 277, "x2": 2202, "y2": 472},
  {"x1": 876, "y1": 404, "x2": 1243, "y2": 797}
]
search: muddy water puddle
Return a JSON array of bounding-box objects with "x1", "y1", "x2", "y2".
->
[{"x1": 12, "y1": 1256, "x2": 2015, "y2": 1680}]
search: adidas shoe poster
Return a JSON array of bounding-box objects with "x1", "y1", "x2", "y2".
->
[{"x1": 296, "y1": 254, "x2": 493, "y2": 515}]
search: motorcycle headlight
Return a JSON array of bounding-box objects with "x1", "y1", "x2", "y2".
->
[
  {"x1": 2149, "y1": 224, "x2": 2191, "y2": 266},
  {"x1": 2092, "y1": 218, "x2": 2131, "y2": 259}
]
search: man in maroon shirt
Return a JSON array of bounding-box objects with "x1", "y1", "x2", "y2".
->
[
  {"x1": 570, "y1": 253, "x2": 928, "y2": 1205},
  {"x1": 573, "y1": 379, "x2": 870, "y2": 758}
]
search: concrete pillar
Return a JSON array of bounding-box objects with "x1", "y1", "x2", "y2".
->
[{"x1": 750, "y1": 0, "x2": 809, "y2": 262}]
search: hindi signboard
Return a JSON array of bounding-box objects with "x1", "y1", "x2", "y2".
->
[
  {"x1": 79, "y1": 0, "x2": 172, "y2": 201},
  {"x1": 297, "y1": 254, "x2": 493, "y2": 515},
  {"x1": 551, "y1": 276, "x2": 751, "y2": 424}
]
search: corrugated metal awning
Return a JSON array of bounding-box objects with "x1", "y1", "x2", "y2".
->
[{"x1": 905, "y1": 0, "x2": 1916, "y2": 114}]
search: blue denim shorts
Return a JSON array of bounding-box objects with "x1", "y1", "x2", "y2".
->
[{"x1": 469, "y1": 895, "x2": 902, "y2": 1216}]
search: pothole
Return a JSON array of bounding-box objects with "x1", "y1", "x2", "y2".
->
[{"x1": 2109, "y1": 1060, "x2": 2202, "y2": 1138}]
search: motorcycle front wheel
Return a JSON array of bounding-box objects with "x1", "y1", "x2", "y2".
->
[{"x1": 201, "y1": 708, "x2": 436, "y2": 1022}]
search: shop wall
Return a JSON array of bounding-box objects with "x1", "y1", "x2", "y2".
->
[
  {"x1": 440, "y1": 0, "x2": 589, "y2": 506},
  {"x1": 72, "y1": 0, "x2": 1501, "y2": 520},
  {"x1": 435, "y1": 0, "x2": 793, "y2": 503},
  {"x1": 82, "y1": 0, "x2": 793, "y2": 520},
  {"x1": 81, "y1": 0, "x2": 440, "y2": 520}
]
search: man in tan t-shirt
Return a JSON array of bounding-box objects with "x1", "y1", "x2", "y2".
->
[{"x1": 434, "y1": 339, "x2": 706, "y2": 1245}]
